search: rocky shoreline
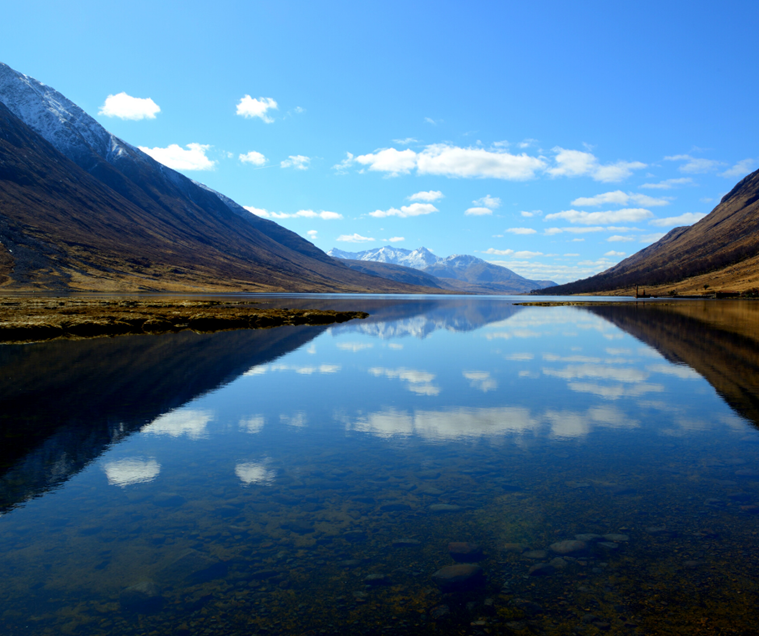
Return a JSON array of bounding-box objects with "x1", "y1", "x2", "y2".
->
[{"x1": 0, "y1": 297, "x2": 368, "y2": 344}]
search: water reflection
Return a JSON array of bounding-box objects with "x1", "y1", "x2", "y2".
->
[
  {"x1": 102, "y1": 457, "x2": 161, "y2": 487},
  {"x1": 2, "y1": 297, "x2": 759, "y2": 635},
  {"x1": 0, "y1": 325, "x2": 328, "y2": 512}
]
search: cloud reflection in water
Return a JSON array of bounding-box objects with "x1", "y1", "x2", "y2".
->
[
  {"x1": 141, "y1": 409, "x2": 214, "y2": 439},
  {"x1": 102, "y1": 458, "x2": 161, "y2": 487}
]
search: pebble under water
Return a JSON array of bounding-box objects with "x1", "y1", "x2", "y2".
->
[{"x1": 1, "y1": 295, "x2": 758, "y2": 635}]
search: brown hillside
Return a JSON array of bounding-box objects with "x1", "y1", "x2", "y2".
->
[
  {"x1": 541, "y1": 168, "x2": 759, "y2": 295},
  {"x1": 0, "y1": 103, "x2": 436, "y2": 293}
]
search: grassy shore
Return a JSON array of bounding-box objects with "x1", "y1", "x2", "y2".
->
[{"x1": 0, "y1": 297, "x2": 368, "y2": 344}]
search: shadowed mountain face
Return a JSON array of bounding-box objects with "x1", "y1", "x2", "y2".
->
[
  {"x1": 0, "y1": 296, "x2": 525, "y2": 512},
  {"x1": 542, "y1": 169, "x2": 759, "y2": 294},
  {"x1": 0, "y1": 325, "x2": 328, "y2": 512},
  {"x1": 583, "y1": 302, "x2": 759, "y2": 428},
  {"x1": 0, "y1": 64, "x2": 431, "y2": 293}
]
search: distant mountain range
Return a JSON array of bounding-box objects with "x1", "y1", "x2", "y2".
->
[
  {"x1": 540, "y1": 168, "x2": 759, "y2": 295},
  {"x1": 329, "y1": 246, "x2": 556, "y2": 294},
  {"x1": 0, "y1": 62, "x2": 437, "y2": 293}
]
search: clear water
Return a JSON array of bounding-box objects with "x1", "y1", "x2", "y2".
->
[{"x1": 1, "y1": 295, "x2": 758, "y2": 635}]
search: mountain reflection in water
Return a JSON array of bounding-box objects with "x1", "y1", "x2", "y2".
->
[{"x1": 1, "y1": 296, "x2": 759, "y2": 636}]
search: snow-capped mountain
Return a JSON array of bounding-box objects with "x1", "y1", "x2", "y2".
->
[
  {"x1": 328, "y1": 246, "x2": 441, "y2": 269},
  {"x1": 328, "y1": 246, "x2": 556, "y2": 293}
]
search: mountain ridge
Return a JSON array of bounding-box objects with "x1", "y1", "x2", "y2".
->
[
  {"x1": 0, "y1": 62, "x2": 440, "y2": 293},
  {"x1": 329, "y1": 245, "x2": 556, "y2": 293},
  {"x1": 538, "y1": 168, "x2": 759, "y2": 295}
]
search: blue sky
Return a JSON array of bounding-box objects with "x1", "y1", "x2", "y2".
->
[{"x1": 3, "y1": 0, "x2": 758, "y2": 283}]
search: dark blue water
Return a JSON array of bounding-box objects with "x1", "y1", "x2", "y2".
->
[{"x1": 1, "y1": 296, "x2": 758, "y2": 635}]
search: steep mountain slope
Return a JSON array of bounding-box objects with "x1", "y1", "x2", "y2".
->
[
  {"x1": 540, "y1": 168, "x2": 759, "y2": 295},
  {"x1": 329, "y1": 246, "x2": 556, "y2": 293},
  {"x1": 0, "y1": 63, "x2": 431, "y2": 293}
]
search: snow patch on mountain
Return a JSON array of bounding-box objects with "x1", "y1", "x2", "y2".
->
[
  {"x1": 328, "y1": 246, "x2": 442, "y2": 269},
  {"x1": 0, "y1": 62, "x2": 141, "y2": 169}
]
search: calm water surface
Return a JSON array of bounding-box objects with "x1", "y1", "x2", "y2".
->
[{"x1": 1, "y1": 295, "x2": 759, "y2": 635}]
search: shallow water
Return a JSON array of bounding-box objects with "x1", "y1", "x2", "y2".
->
[{"x1": 1, "y1": 295, "x2": 758, "y2": 635}]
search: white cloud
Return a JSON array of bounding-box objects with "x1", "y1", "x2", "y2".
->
[
  {"x1": 337, "y1": 233, "x2": 375, "y2": 243},
  {"x1": 639, "y1": 233, "x2": 666, "y2": 243},
  {"x1": 418, "y1": 144, "x2": 545, "y2": 179},
  {"x1": 547, "y1": 147, "x2": 646, "y2": 182},
  {"x1": 236, "y1": 95, "x2": 278, "y2": 122},
  {"x1": 543, "y1": 363, "x2": 648, "y2": 383},
  {"x1": 99, "y1": 92, "x2": 160, "y2": 120},
  {"x1": 424, "y1": 117, "x2": 440, "y2": 125},
  {"x1": 245, "y1": 207, "x2": 342, "y2": 220},
  {"x1": 307, "y1": 230, "x2": 318, "y2": 239},
  {"x1": 485, "y1": 258, "x2": 618, "y2": 284},
  {"x1": 640, "y1": 177, "x2": 694, "y2": 189},
  {"x1": 355, "y1": 144, "x2": 546, "y2": 180},
  {"x1": 720, "y1": 158, "x2": 758, "y2": 179},
  {"x1": 281, "y1": 155, "x2": 310, "y2": 170},
  {"x1": 544, "y1": 226, "x2": 606, "y2": 235},
  {"x1": 605, "y1": 250, "x2": 626, "y2": 256},
  {"x1": 665, "y1": 154, "x2": 723, "y2": 174},
  {"x1": 521, "y1": 210, "x2": 543, "y2": 217},
  {"x1": 370, "y1": 203, "x2": 437, "y2": 218},
  {"x1": 369, "y1": 366, "x2": 439, "y2": 396},
  {"x1": 139, "y1": 143, "x2": 215, "y2": 171},
  {"x1": 514, "y1": 250, "x2": 543, "y2": 258},
  {"x1": 332, "y1": 152, "x2": 354, "y2": 173},
  {"x1": 239, "y1": 150, "x2": 267, "y2": 166},
  {"x1": 393, "y1": 137, "x2": 418, "y2": 145},
  {"x1": 567, "y1": 382, "x2": 664, "y2": 400},
  {"x1": 483, "y1": 248, "x2": 514, "y2": 255},
  {"x1": 142, "y1": 409, "x2": 213, "y2": 439},
  {"x1": 336, "y1": 342, "x2": 374, "y2": 352},
  {"x1": 386, "y1": 236, "x2": 405, "y2": 242},
  {"x1": 563, "y1": 253, "x2": 580, "y2": 256},
  {"x1": 239, "y1": 416, "x2": 265, "y2": 434},
  {"x1": 505, "y1": 227, "x2": 537, "y2": 235},
  {"x1": 647, "y1": 363, "x2": 701, "y2": 379},
  {"x1": 409, "y1": 190, "x2": 443, "y2": 202},
  {"x1": 571, "y1": 191, "x2": 669, "y2": 207},
  {"x1": 545, "y1": 208, "x2": 653, "y2": 225},
  {"x1": 102, "y1": 458, "x2": 161, "y2": 487},
  {"x1": 607, "y1": 235, "x2": 635, "y2": 242},
  {"x1": 465, "y1": 206, "x2": 493, "y2": 216},
  {"x1": 280, "y1": 412, "x2": 308, "y2": 428},
  {"x1": 505, "y1": 353, "x2": 533, "y2": 360},
  {"x1": 236, "y1": 462, "x2": 276, "y2": 485},
  {"x1": 474, "y1": 195, "x2": 501, "y2": 209},
  {"x1": 463, "y1": 371, "x2": 497, "y2": 392},
  {"x1": 650, "y1": 212, "x2": 707, "y2": 227},
  {"x1": 355, "y1": 148, "x2": 418, "y2": 175}
]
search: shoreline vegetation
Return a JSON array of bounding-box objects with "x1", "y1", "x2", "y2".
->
[{"x1": 0, "y1": 298, "x2": 368, "y2": 344}]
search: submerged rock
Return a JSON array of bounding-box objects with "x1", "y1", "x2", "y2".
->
[
  {"x1": 156, "y1": 549, "x2": 226, "y2": 584},
  {"x1": 549, "y1": 540, "x2": 587, "y2": 555},
  {"x1": 364, "y1": 573, "x2": 390, "y2": 586},
  {"x1": 528, "y1": 563, "x2": 554, "y2": 576},
  {"x1": 429, "y1": 503, "x2": 462, "y2": 514},
  {"x1": 119, "y1": 580, "x2": 163, "y2": 612},
  {"x1": 432, "y1": 564, "x2": 485, "y2": 592},
  {"x1": 523, "y1": 550, "x2": 548, "y2": 559},
  {"x1": 448, "y1": 542, "x2": 484, "y2": 562}
]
